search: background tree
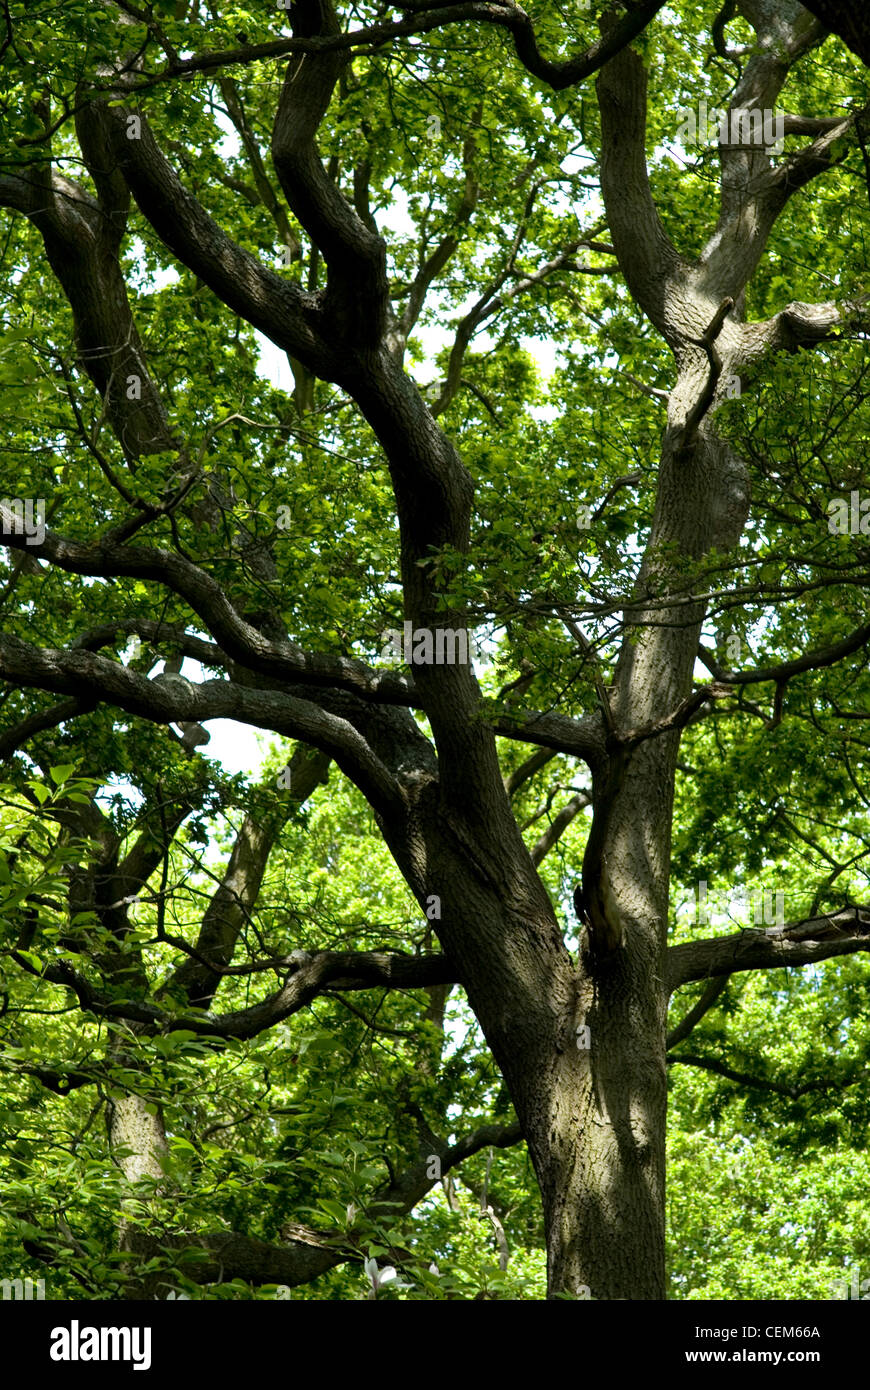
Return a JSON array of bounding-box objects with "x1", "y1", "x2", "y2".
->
[{"x1": 1, "y1": 0, "x2": 869, "y2": 1300}]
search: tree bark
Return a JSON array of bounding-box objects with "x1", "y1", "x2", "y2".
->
[{"x1": 5, "y1": 0, "x2": 870, "y2": 1305}]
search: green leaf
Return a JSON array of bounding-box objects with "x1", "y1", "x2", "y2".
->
[{"x1": 49, "y1": 764, "x2": 77, "y2": 785}]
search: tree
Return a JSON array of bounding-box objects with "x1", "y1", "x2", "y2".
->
[
  {"x1": 799, "y1": 2, "x2": 870, "y2": 68},
  {"x1": 1, "y1": 0, "x2": 869, "y2": 1301}
]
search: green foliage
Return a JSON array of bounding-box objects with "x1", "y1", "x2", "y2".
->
[{"x1": 1, "y1": 0, "x2": 869, "y2": 1301}]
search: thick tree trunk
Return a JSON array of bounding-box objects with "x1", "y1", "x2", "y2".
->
[
  {"x1": 540, "y1": 968, "x2": 668, "y2": 1300},
  {"x1": 5, "y1": 0, "x2": 849, "y2": 1307}
]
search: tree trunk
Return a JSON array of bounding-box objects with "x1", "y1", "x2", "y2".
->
[
  {"x1": 108, "y1": 1080, "x2": 169, "y2": 1300},
  {"x1": 539, "y1": 971, "x2": 667, "y2": 1300}
]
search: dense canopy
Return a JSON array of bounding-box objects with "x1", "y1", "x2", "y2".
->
[{"x1": 1, "y1": 0, "x2": 869, "y2": 1302}]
